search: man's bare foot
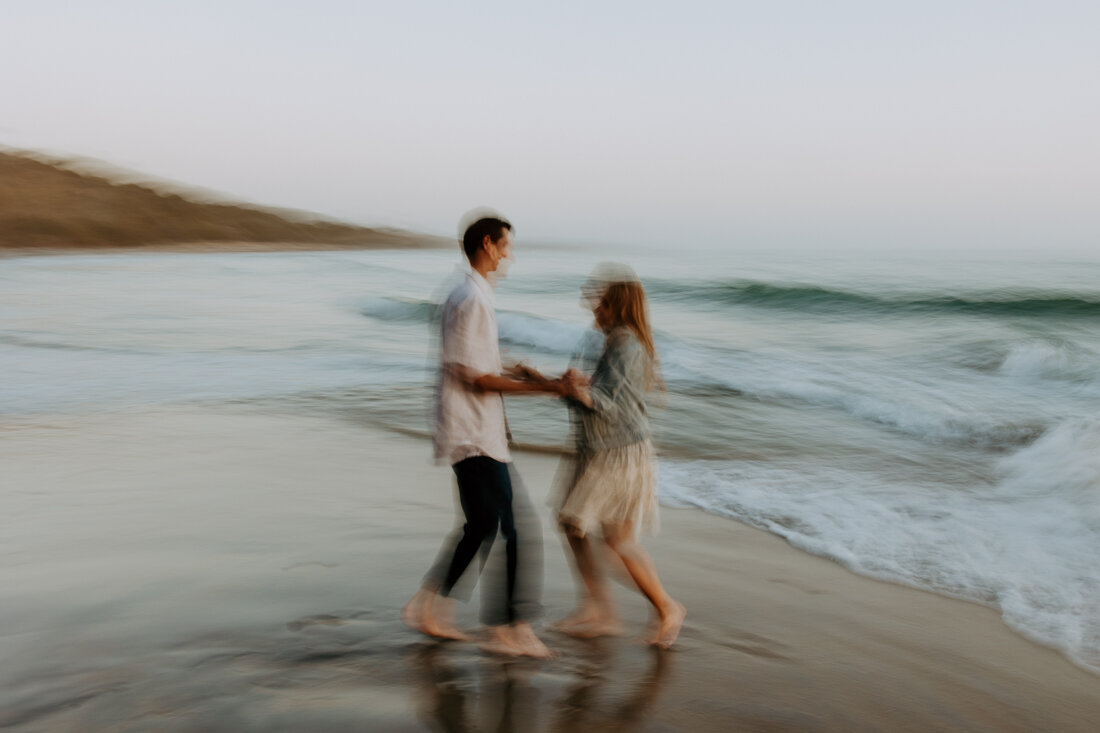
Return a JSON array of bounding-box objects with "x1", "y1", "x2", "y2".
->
[
  {"x1": 480, "y1": 624, "x2": 556, "y2": 659},
  {"x1": 402, "y1": 590, "x2": 470, "y2": 641},
  {"x1": 480, "y1": 625, "x2": 525, "y2": 657},
  {"x1": 401, "y1": 588, "x2": 431, "y2": 628},
  {"x1": 421, "y1": 618, "x2": 471, "y2": 641},
  {"x1": 649, "y1": 601, "x2": 686, "y2": 649},
  {"x1": 510, "y1": 622, "x2": 556, "y2": 659}
]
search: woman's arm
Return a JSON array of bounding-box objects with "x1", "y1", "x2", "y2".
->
[{"x1": 566, "y1": 334, "x2": 646, "y2": 420}]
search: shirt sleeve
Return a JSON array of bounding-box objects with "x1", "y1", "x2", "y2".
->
[
  {"x1": 441, "y1": 291, "x2": 499, "y2": 377},
  {"x1": 586, "y1": 335, "x2": 646, "y2": 421}
]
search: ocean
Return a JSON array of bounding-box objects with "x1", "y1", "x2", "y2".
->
[{"x1": 3, "y1": 244, "x2": 1099, "y2": 675}]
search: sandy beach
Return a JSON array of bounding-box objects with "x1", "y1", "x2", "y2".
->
[{"x1": 2, "y1": 406, "x2": 1098, "y2": 732}]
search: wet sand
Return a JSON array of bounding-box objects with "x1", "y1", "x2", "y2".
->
[{"x1": 3, "y1": 407, "x2": 1099, "y2": 731}]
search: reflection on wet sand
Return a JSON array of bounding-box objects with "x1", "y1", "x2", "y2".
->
[
  {"x1": 411, "y1": 637, "x2": 672, "y2": 733},
  {"x1": 1, "y1": 605, "x2": 674, "y2": 732}
]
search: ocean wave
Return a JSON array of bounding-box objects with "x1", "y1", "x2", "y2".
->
[
  {"x1": 497, "y1": 312, "x2": 590, "y2": 355},
  {"x1": 658, "y1": 453, "x2": 1100, "y2": 675},
  {"x1": 358, "y1": 297, "x2": 591, "y2": 357},
  {"x1": 659, "y1": 344, "x2": 1047, "y2": 448},
  {"x1": 996, "y1": 418, "x2": 1100, "y2": 510},
  {"x1": 646, "y1": 279, "x2": 1100, "y2": 318},
  {"x1": 358, "y1": 298, "x2": 438, "y2": 323},
  {"x1": 0, "y1": 333, "x2": 155, "y2": 356},
  {"x1": 354, "y1": 298, "x2": 1084, "y2": 449},
  {"x1": 998, "y1": 340, "x2": 1100, "y2": 385}
]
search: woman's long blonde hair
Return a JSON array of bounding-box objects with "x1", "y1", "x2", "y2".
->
[{"x1": 600, "y1": 279, "x2": 664, "y2": 392}]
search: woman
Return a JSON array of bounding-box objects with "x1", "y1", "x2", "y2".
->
[{"x1": 554, "y1": 266, "x2": 685, "y2": 649}]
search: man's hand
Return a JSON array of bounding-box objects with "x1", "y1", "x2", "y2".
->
[{"x1": 503, "y1": 361, "x2": 541, "y2": 382}]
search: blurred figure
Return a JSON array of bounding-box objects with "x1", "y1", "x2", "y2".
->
[
  {"x1": 403, "y1": 213, "x2": 565, "y2": 659},
  {"x1": 554, "y1": 266, "x2": 686, "y2": 648}
]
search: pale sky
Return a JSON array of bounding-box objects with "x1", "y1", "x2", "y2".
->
[{"x1": 5, "y1": 1, "x2": 1099, "y2": 252}]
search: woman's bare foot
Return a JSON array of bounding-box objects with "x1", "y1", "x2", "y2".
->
[
  {"x1": 548, "y1": 602, "x2": 621, "y2": 636},
  {"x1": 648, "y1": 601, "x2": 686, "y2": 649},
  {"x1": 548, "y1": 606, "x2": 601, "y2": 632},
  {"x1": 551, "y1": 609, "x2": 623, "y2": 638},
  {"x1": 402, "y1": 590, "x2": 470, "y2": 641},
  {"x1": 564, "y1": 618, "x2": 624, "y2": 639}
]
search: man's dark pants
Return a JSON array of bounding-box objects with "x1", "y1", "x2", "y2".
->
[{"x1": 427, "y1": 456, "x2": 541, "y2": 626}]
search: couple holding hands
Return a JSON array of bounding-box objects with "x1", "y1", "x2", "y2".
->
[{"x1": 402, "y1": 214, "x2": 684, "y2": 658}]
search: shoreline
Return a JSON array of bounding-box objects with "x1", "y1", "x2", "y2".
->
[
  {"x1": 0, "y1": 239, "x2": 452, "y2": 259},
  {"x1": 0, "y1": 237, "x2": 588, "y2": 260},
  {"x1": 3, "y1": 406, "x2": 1099, "y2": 731}
]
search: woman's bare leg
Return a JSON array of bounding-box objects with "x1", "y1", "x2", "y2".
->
[
  {"x1": 603, "y1": 522, "x2": 685, "y2": 648},
  {"x1": 551, "y1": 524, "x2": 620, "y2": 636}
]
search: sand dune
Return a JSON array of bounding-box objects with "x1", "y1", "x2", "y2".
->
[{"x1": 0, "y1": 149, "x2": 448, "y2": 253}]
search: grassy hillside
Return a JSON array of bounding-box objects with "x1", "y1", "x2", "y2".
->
[{"x1": 0, "y1": 150, "x2": 445, "y2": 251}]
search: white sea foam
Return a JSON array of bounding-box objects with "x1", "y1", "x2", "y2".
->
[
  {"x1": 999, "y1": 340, "x2": 1100, "y2": 386},
  {"x1": 496, "y1": 312, "x2": 590, "y2": 355},
  {"x1": 659, "y1": 420, "x2": 1100, "y2": 673},
  {"x1": 996, "y1": 419, "x2": 1100, "y2": 518}
]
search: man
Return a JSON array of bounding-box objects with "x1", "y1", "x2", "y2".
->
[{"x1": 402, "y1": 214, "x2": 563, "y2": 658}]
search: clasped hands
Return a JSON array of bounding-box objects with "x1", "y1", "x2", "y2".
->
[{"x1": 505, "y1": 362, "x2": 591, "y2": 403}]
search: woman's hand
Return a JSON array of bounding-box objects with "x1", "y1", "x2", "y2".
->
[{"x1": 559, "y1": 368, "x2": 593, "y2": 406}]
